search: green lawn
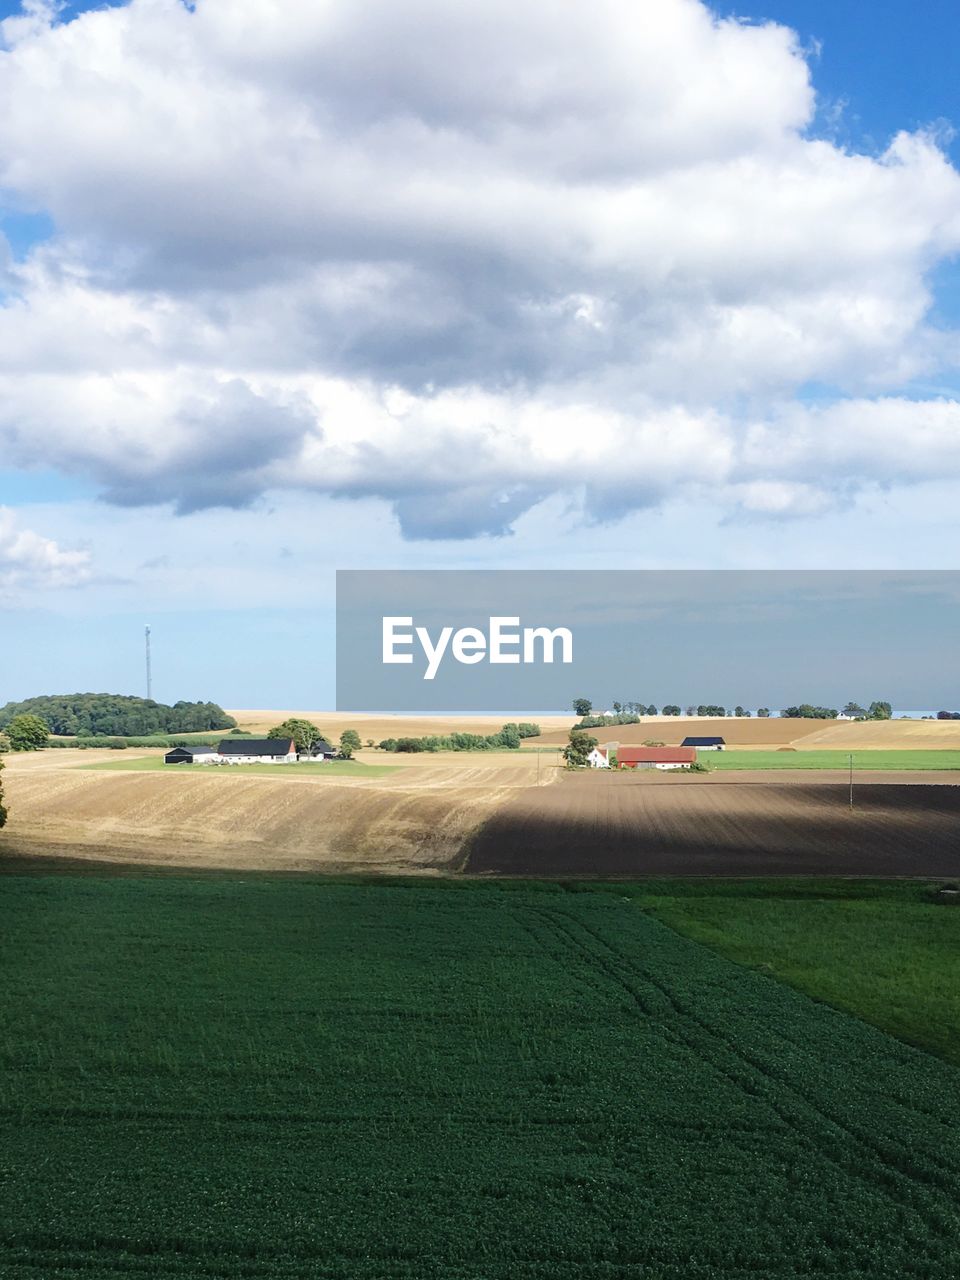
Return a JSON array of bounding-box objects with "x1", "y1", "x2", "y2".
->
[
  {"x1": 80, "y1": 756, "x2": 398, "y2": 777},
  {"x1": 634, "y1": 878, "x2": 960, "y2": 1065},
  {"x1": 3, "y1": 875, "x2": 960, "y2": 1278},
  {"x1": 704, "y1": 748, "x2": 960, "y2": 769}
]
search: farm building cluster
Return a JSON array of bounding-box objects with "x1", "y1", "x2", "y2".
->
[
  {"x1": 589, "y1": 737, "x2": 725, "y2": 770},
  {"x1": 164, "y1": 738, "x2": 337, "y2": 765}
]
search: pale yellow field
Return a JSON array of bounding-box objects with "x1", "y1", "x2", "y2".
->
[
  {"x1": 787, "y1": 719, "x2": 960, "y2": 749},
  {"x1": 0, "y1": 747, "x2": 558, "y2": 873},
  {"x1": 227, "y1": 710, "x2": 576, "y2": 741}
]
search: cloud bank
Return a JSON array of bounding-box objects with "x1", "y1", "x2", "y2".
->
[
  {"x1": 0, "y1": 0, "x2": 959, "y2": 537},
  {"x1": 0, "y1": 505, "x2": 91, "y2": 592}
]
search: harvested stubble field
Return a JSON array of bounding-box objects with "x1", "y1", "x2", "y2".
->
[
  {"x1": 1, "y1": 749, "x2": 557, "y2": 873},
  {"x1": 4, "y1": 877, "x2": 960, "y2": 1279},
  {"x1": 468, "y1": 770, "x2": 960, "y2": 877}
]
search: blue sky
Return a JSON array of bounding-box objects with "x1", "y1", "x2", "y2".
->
[{"x1": 1, "y1": 0, "x2": 959, "y2": 710}]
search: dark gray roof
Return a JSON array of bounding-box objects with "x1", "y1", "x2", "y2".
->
[
  {"x1": 681, "y1": 736, "x2": 726, "y2": 746},
  {"x1": 311, "y1": 740, "x2": 337, "y2": 755},
  {"x1": 217, "y1": 737, "x2": 295, "y2": 756}
]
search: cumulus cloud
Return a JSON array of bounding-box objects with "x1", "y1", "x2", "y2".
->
[
  {"x1": 0, "y1": 0, "x2": 958, "y2": 537},
  {"x1": 0, "y1": 506, "x2": 91, "y2": 591}
]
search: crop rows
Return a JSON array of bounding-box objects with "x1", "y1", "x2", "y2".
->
[{"x1": 2, "y1": 878, "x2": 960, "y2": 1276}]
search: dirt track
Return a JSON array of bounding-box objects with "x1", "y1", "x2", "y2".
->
[{"x1": 467, "y1": 771, "x2": 960, "y2": 877}]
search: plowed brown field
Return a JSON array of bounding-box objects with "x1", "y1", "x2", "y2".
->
[
  {"x1": 468, "y1": 770, "x2": 960, "y2": 877},
  {"x1": 0, "y1": 749, "x2": 556, "y2": 873}
]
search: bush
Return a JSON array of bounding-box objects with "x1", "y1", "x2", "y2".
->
[
  {"x1": 7, "y1": 713, "x2": 49, "y2": 751},
  {"x1": 518, "y1": 723, "x2": 541, "y2": 738}
]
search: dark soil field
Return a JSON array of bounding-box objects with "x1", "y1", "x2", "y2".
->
[{"x1": 468, "y1": 772, "x2": 960, "y2": 877}]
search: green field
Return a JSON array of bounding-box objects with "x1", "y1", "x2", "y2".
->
[
  {"x1": 4, "y1": 876, "x2": 960, "y2": 1278},
  {"x1": 635, "y1": 878, "x2": 960, "y2": 1066},
  {"x1": 704, "y1": 749, "x2": 960, "y2": 770},
  {"x1": 80, "y1": 757, "x2": 398, "y2": 778}
]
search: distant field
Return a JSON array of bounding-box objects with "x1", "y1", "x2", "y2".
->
[
  {"x1": 5, "y1": 875, "x2": 960, "y2": 1278},
  {"x1": 81, "y1": 757, "x2": 398, "y2": 778},
  {"x1": 706, "y1": 749, "x2": 960, "y2": 770}
]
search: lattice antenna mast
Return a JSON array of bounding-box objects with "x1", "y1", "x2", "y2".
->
[{"x1": 145, "y1": 625, "x2": 152, "y2": 701}]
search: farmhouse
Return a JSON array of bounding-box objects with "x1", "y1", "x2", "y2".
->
[
  {"x1": 619, "y1": 746, "x2": 696, "y2": 770},
  {"x1": 305, "y1": 740, "x2": 337, "y2": 760},
  {"x1": 217, "y1": 737, "x2": 297, "y2": 764},
  {"x1": 163, "y1": 745, "x2": 220, "y2": 765},
  {"x1": 587, "y1": 747, "x2": 610, "y2": 768},
  {"x1": 681, "y1": 736, "x2": 725, "y2": 750}
]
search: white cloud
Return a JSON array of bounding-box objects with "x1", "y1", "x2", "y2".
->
[
  {"x1": 0, "y1": 0, "x2": 958, "y2": 538},
  {"x1": 0, "y1": 505, "x2": 91, "y2": 592}
]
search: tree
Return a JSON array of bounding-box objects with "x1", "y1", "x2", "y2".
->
[
  {"x1": 7, "y1": 714, "x2": 49, "y2": 751},
  {"x1": 646, "y1": 704, "x2": 658, "y2": 716},
  {"x1": 518, "y1": 723, "x2": 541, "y2": 738},
  {"x1": 685, "y1": 705, "x2": 696, "y2": 716},
  {"x1": 0, "y1": 693, "x2": 234, "y2": 737},
  {"x1": 612, "y1": 701, "x2": 622, "y2": 714},
  {"x1": 757, "y1": 707, "x2": 770, "y2": 718},
  {"x1": 662, "y1": 705, "x2": 681, "y2": 716},
  {"x1": 267, "y1": 718, "x2": 323, "y2": 753},
  {"x1": 697, "y1": 705, "x2": 726, "y2": 717},
  {"x1": 497, "y1": 723, "x2": 522, "y2": 749},
  {"x1": 572, "y1": 698, "x2": 593, "y2": 717},
  {"x1": 867, "y1": 701, "x2": 892, "y2": 721},
  {"x1": 734, "y1": 706, "x2": 751, "y2": 718},
  {"x1": 0, "y1": 732, "x2": 9, "y2": 753},
  {"x1": 843, "y1": 702, "x2": 867, "y2": 718},
  {"x1": 340, "y1": 728, "x2": 362, "y2": 752},
  {"x1": 0, "y1": 754, "x2": 6, "y2": 828},
  {"x1": 563, "y1": 729, "x2": 597, "y2": 768}
]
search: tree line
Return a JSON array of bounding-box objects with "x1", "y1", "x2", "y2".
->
[
  {"x1": 378, "y1": 723, "x2": 541, "y2": 753},
  {"x1": 573, "y1": 698, "x2": 894, "y2": 721},
  {"x1": 0, "y1": 694, "x2": 236, "y2": 738}
]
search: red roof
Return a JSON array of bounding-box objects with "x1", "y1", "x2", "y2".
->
[{"x1": 618, "y1": 746, "x2": 696, "y2": 764}]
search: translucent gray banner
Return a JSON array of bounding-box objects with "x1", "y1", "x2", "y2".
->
[{"x1": 335, "y1": 570, "x2": 960, "y2": 713}]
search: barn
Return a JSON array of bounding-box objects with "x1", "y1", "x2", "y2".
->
[
  {"x1": 163, "y1": 745, "x2": 220, "y2": 765},
  {"x1": 618, "y1": 746, "x2": 696, "y2": 770},
  {"x1": 681, "y1": 736, "x2": 725, "y2": 750},
  {"x1": 217, "y1": 737, "x2": 297, "y2": 764}
]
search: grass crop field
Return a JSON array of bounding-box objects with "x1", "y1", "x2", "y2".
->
[
  {"x1": 635, "y1": 878, "x2": 960, "y2": 1067},
  {"x1": 704, "y1": 749, "x2": 960, "y2": 770},
  {"x1": 80, "y1": 756, "x2": 398, "y2": 777},
  {"x1": 5, "y1": 875, "x2": 960, "y2": 1278}
]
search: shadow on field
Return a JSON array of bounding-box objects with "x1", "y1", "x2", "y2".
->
[{"x1": 466, "y1": 774, "x2": 960, "y2": 877}]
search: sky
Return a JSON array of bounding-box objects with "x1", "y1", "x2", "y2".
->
[{"x1": 0, "y1": 0, "x2": 958, "y2": 709}]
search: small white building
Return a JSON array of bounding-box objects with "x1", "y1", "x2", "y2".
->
[{"x1": 587, "y1": 747, "x2": 610, "y2": 768}]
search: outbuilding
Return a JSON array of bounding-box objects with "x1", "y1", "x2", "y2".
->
[
  {"x1": 681, "y1": 736, "x2": 725, "y2": 750},
  {"x1": 216, "y1": 737, "x2": 297, "y2": 764},
  {"x1": 305, "y1": 740, "x2": 338, "y2": 760},
  {"x1": 163, "y1": 745, "x2": 220, "y2": 765},
  {"x1": 618, "y1": 746, "x2": 696, "y2": 770},
  {"x1": 587, "y1": 747, "x2": 610, "y2": 768}
]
